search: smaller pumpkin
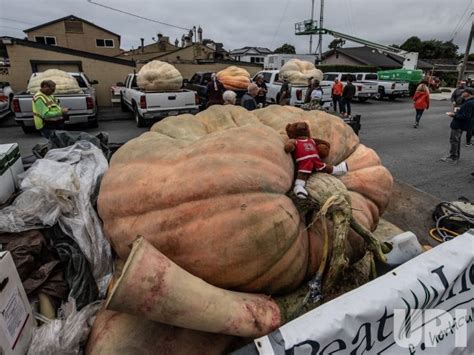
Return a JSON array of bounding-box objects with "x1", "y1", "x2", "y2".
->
[
  {"x1": 137, "y1": 60, "x2": 183, "y2": 91},
  {"x1": 27, "y1": 69, "x2": 82, "y2": 94},
  {"x1": 216, "y1": 66, "x2": 251, "y2": 90},
  {"x1": 279, "y1": 59, "x2": 323, "y2": 85}
]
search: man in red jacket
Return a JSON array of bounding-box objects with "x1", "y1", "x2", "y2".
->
[{"x1": 412, "y1": 81, "x2": 430, "y2": 128}]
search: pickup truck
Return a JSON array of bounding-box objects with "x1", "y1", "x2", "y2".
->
[
  {"x1": 253, "y1": 70, "x2": 332, "y2": 108},
  {"x1": 354, "y1": 73, "x2": 409, "y2": 100},
  {"x1": 184, "y1": 72, "x2": 247, "y2": 109},
  {"x1": 0, "y1": 82, "x2": 14, "y2": 119},
  {"x1": 12, "y1": 72, "x2": 98, "y2": 133},
  {"x1": 119, "y1": 74, "x2": 200, "y2": 127},
  {"x1": 322, "y1": 72, "x2": 378, "y2": 102}
]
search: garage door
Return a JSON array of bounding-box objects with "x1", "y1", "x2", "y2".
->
[{"x1": 36, "y1": 63, "x2": 81, "y2": 72}]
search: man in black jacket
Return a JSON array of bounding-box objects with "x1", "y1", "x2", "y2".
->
[
  {"x1": 441, "y1": 90, "x2": 474, "y2": 163},
  {"x1": 341, "y1": 77, "x2": 356, "y2": 117}
]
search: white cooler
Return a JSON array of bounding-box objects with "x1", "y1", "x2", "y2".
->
[{"x1": 0, "y1": 143, "x2": 23, "y2": 204}]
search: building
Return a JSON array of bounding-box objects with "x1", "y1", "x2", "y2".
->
[
  {"x1": 138, "y1": 43, "x2": 262, "y2": 79},
  {"x1": 322, "y1": 46, "x2": 432, "y2": 70},
  {"x1": 230, "y1": 47, "x2": 273, "y2": 64},
  {"x1": 0, "y1": 37, "x2": 135, "y2": 106},
  {"x1": 23, "y1": 15, "x2": 122, "y2": 56},
  {"x1": 118, "y1": 34, "x2": 178, "y2": 62}
]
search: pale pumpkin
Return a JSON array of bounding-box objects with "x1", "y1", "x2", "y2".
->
[
  {"x1": 98, "y1": 105, "x2": 393, "y2": 295},
  {"x1": 27, "y1": 69, "x2": 82, "y2": 94},
  {"x1": 279, "y1": 59, "x2": 323, "y2": 85},
  {"x1": 216, "y1": 66, "x2": 251, "y2": 90},
  {"x1": 137, "y1": 60, "x2": 183, "y2": 91}
]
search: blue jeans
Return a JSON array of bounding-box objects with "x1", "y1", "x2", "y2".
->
[
  {"x1": 40, "y1": 126, "x2": 53, "y2": 139},
  {"x1": 415, "y1": 109, "x2": 424, "y2": 123}
]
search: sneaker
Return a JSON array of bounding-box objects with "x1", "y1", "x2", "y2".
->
[
  {"x1": 440, "y1": 156, "x2": 458, "y2": 163},
  {"x1": 465, "y1": 143, "x2": 473, "y2": 147},
  {"x1": 413, "y1": 123, "x2": 418, "y2": 128}
]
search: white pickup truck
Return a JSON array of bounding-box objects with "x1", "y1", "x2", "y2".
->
[
  {"x1": 253, "y1": 70, "x2": 332, "y2": 108},
  {"x1": 322, "y1": 72, "x2": 378, "y2": 102},
  {"x1": 12, "y1": 72, "x2": 98, "y2": 133},
  {"x1": 355, "y1": 73, "x2": 409, "y2": 100},
  {"x1": 119, "y1": 74, "x2": 199, "y2": 127},
  {"x1": 0, "y1": 82, "x2": 14, "y2": 119}
]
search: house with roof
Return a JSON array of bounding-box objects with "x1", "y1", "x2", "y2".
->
[
  {"x1": 230, "y1": 47, "x2": 273, "y2": 64},
  {"x1": 322, "y1": 46, "x2": 432, "y2": 71},
  {"x1": 24, "y1": 14, "x2": 122, "y2": 56}
]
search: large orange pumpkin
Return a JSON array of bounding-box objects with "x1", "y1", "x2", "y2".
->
[
  {"x1": 98, "y1": 105, "x2": 393, "y2": 295},
  {"x1": 216, "y1": 66, "x2": 251, "y2": 90}
]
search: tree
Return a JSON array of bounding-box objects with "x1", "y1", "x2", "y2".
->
[
  {"x1": 328, "y1": 38, "x2": 345, "y2": 50},
  {"x1": 400, "y1": 36, "x2": 423, "y2": 53},
  {"x1": 468, "y1": 53, "x2": 474, "y2": 61},
  {"x1": 399, "y1": 37, "x2": 459, "y2": 59},
  {"x1": 274, "y1": 43, "x2": 296, "y2": 54}
]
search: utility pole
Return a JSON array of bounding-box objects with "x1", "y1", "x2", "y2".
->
[
  {"x1": 309, "y1": 0, "x2": 315, "y2": 54},
  {"x1": 458, "y1": 18, "x2": 474, "y2": 82},
  {"x1": 318, "y1": 0, "x2": 325, "y2": 63}
]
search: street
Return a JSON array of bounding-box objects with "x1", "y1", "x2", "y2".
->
[{"x1": 0, "y1": 98, "x2": 472, "y2": 201}]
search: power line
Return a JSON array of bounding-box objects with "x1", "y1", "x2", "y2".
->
[
  {"x1": 0, "y1": 17, "x2": 35, "y2": 25},
  {"x1": 0, "y1": 25, "x2": 24, "y2": 31},
  {"x1": 450, "y1": 0, "x2": 473, "y2": 39},
  {"x1": 86, "y1": 0, "x2": 191, "y2": 31},
  {"x1": 452, "y1": 11, "x2": 474, "y2": 41},
  {"x1": 271, "y1": 0, "x2": 291, "y2": 50}
]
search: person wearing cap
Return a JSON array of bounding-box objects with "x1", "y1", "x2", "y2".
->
[
  {"x1": 241, "y1": 83, "x2": 259, "y2": 111},
  {"x1": 441, "y1": 89, "x2": 474, "y2": 163},
  {"x1": 254, "y1": 75, "x2": 268, "y2": 108},
  {"x1": 32, "y1": 80, "x2": 69, "y2": 139},
  {"x1": 304, "y1": 76, "x2": 315, "y2": 104}
]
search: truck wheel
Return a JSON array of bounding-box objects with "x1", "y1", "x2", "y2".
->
[
  {"x1": 121, "y1": 95, "x2": 128, "y2": 112},
  {"x1": 134, "y1": 107, "x2": 146, "y2": 128},
  {"x1": 358, "y1": 97, "x2": 369, "y2": 103},
  {"x1": 376, "y1": 87, "x2": 384, "y2": 100},
  {"x1": 89, "y1": 118, "x2": 99, "y2": 128}
]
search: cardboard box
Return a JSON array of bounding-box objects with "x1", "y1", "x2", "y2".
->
[
  {"x1": 0, "y1": 153, "x2": 15, "y2": 205},
  {"x1": 0, "y1": 143, "x2": 23, "y2": 189},
  {"x1": 0, "y1": 251, "x2": 34, "y2": 355}
]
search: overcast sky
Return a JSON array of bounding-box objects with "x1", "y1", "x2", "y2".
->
[{"x1": 0, "y1": 0, "x2": 473, "y2": 55}]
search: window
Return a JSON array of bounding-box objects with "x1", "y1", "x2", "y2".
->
[
  {"x1": 365, "y1": 74, "x2": 378, "y2": 80},
  {"x1": 65, "y1": 21, "x2": 83, "y2": 33},
  {"x1": 340, "y1": 74, "x2": 349, "y2": 82},
  {"x1": 72, "y1": 74, "x2": 87, "y2": 88},
  {"x1": 323, "y1": 74, "x2": 338, "y2": 81},
  {"x1": 190, "y1": 74, "x2": 199, "y2": 84},
  {"x1": 96, "y1": 39, "x2": 115, "y2": 48},
  {"x1": 262, "y1": 72, "x2": 272, "y2": 83},
  {"x1": 35, "y1": 36, "x2": 56, "y2": 46},
  {"x1": 356, "y1": 74, "x2": 362, "y2": 81}
]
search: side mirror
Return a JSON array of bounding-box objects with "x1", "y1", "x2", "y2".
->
[
  {"x1": 116, "y1": 82, "x2": 124, "y2": 87},
  {"x1": 182, "y1": 79, "x2": 189, "y2": 84},
  {"x1": 90, "y1": 80, "x2": 99, "y2": 85}
]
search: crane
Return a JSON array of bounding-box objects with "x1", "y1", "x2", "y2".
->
[{"x1": 295, "y1": 21, "x2": 419, "y2": 70}]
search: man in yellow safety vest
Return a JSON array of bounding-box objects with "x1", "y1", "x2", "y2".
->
[{"x1": 32, "y1": 80, "x2": 69, "y2": 138}]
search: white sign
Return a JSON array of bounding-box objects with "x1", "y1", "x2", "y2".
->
[{"x1": 238, "y1": 230, "x2": 473, "y2": 355}]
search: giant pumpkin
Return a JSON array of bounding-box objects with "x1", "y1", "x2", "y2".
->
[
  {"x1": 279, "y1": 59, "x2": 323, "y2": 85},
  {"x1": 216, "y1": 66, "x2": 251, "y2": 90},
  {"x1": 27, "y1": 69, "x2": 82, "y2": 94},
  {"x1": 98, "y1": 105, "x2": 393, "y2": 295},
  {"x1": 137, "y1": 60, "x2": 183, "y2": 91}
]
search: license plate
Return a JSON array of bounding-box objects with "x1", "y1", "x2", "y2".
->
[
  {"x1": 167, "y1": 111, "x2": 179, "y2": 116},
  {"x1": 68, "y1": 115, "x2": 88, "y2": 123}
]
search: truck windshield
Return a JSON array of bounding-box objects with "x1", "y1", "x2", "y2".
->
[
  {"x1": 323, "y1": 74, "x2": 338, "y2": 81},
  {"x1": 72, "y1": 74, "x2": 88, "y2": 88}
]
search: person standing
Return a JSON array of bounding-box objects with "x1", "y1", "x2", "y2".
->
[
  {"x1": 412, "y1": 81, "x2": 430, "y2": 128},
  {"x1": 241, "y1": 83, "x2": 259, "y2": 111},
  {"x1": 32, "y1": 80, "x2": 69, "y2": 139},
  {"x1": 441, "y1": 90, "x2": 474, "y2": 163},
  {"x1": 279, "y1": 78, "x2": 291, "y2": 105},
  {"x1": 304, "y1": 76, "x2": 315, "y2": 104},
  {"x1": 254, "y1": 75, "x2": 268, "y2": 108},
  {"x1": 341, "y1": 77, "x2": 355, "y2": 117},
  {"x1": 206, "y1": 73, "x2": 225, "y2": 108},
  {"x1": 331, "y1": 78, "x2": 343, "y2": 112},
  {"x1": 451, "y1": 81, "x2": 466, "y2": 111}
]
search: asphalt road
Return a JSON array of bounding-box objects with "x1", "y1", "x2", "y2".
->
[{"x1": 0, "y1": 98, "x2": 472, "y2": 201}]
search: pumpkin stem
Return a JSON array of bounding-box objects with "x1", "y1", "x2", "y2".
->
[{"x1": 350, "y1": 217, "x2": 389, "y2": 264}]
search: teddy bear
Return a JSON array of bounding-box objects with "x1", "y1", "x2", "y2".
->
[{"x1": 284, "y1": 121, "x2": 349, "y2": 199}]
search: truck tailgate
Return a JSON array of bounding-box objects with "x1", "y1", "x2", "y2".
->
[
  {"x1": 18, "y1": 94, "x2": 90, "y2": 116},
  {"x1": 146, "y1": 91, "x2": 196, "y2": 110}
]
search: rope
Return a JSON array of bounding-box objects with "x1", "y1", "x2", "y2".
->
[{"x1": 431, "y1": 201, "x2": 474, "y2": 242}]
